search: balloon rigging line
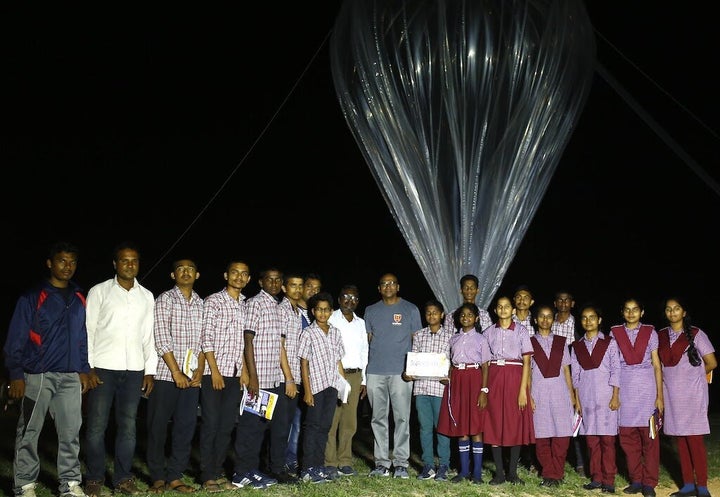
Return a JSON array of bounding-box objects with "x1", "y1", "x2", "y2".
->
[
  {"x1": 595, "y1": 29, "x2": 718, "y2": 141},
  {"x1": 141, "y1": 28, "x2": 334, "y2": 283},
  {"x1": 596, "y1": 63, "x2": 720, "y2": 198}
]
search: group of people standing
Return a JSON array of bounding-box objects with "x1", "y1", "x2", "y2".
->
[
  {"x1": 3, "y1": 241, "x2": 717, "y2": 497},
  {"x1": 3, "y1": 240, "x2": 368, "y2": 496},
  {"x1": 398, "y1": 279, "x2": 716, "y2": 497}
]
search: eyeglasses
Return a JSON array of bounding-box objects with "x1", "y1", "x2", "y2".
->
[
  {"x1": 379, "y1": 281, "x2": 397, "y2": 287},
  {"x1": 341, "y1": 294, "x2": 359, "y2": 302},
  {"x1": 175, "y1": 266, "x2": 197, "y2": 273}
]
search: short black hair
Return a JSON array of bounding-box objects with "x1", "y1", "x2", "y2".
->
[
  {"x1": 49, "y1": 241, "x2": 79, "y2": 259},
  {"x1": 424, "y1": 299, "x2": 444, "y2": 314},
  {"x1": 112, "y1": 240, "x2": 140, "y2": 261}
]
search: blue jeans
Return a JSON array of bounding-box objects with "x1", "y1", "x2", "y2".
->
[
  {"x1": 285, "y1": 388, "x2": 302, "y2": 466},
  {"x1": 415, "y1": 394, "x2": 450, "y2": 467},
  {"x1": 84, "y1": 369, "x2": 144, "y2": 485}
]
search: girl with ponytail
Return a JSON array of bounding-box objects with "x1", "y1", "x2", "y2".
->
[{"x1": 658, "y1": 297, "x2": 717, "y2": 497}]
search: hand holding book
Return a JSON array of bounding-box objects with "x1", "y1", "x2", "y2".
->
[{"x1": 649, "y1": 408, "x2": 663, "y2": 439}]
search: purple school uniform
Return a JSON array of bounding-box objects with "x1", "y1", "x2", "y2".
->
[
  {"x1": 483, "y1": 322, "x2": 534, "y2": 446},
  {"x1": 531, "y1": 333, "x2": 574, "y2": 438},
  {"x1": 659, "y1": 327, "x2": 715, "y2": 436},
  {"x1": 610, "y1": 324, "x2": 658, "y2": 428},
  {"x1": 570, "y1": 332, "x2": 620, "y2": 436}
]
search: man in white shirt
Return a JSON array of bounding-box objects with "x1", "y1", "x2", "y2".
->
[
  {"x1": 83, "y1": 242, "x2": 157, "y2": 497},
  {"x1": 324, "y1": 284, "x2": 368, "y2": 478}
]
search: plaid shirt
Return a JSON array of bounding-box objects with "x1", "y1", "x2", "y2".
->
[
  {"x1": 153, "y1": 286, "x2": 204, "y2": 382},
  {"x1": 551, "y1": 314, "x2": 576, "y2": 344},
  {"x1": 245, "y1": 290, "x2": 286, "y2": 389},
  {"x1": 513, "y1": 313, "x2": 535, "y2": 336},
  {"x1": 411, "y1": 325, "x2": 453, "y2": 397},
  {"x1": 298, "y1": 322, "x2": 344, "y2": 394},
  {"x1": 200, "y1": 288, "x2": 246, "y2": 377},
  {"x1": 280, "y1": 297, "x2": 303, "y2": 384}
]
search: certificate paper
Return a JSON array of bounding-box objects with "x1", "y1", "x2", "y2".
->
[{"x1": 405, "y1": 352, "x2": 450, "y2": 379}]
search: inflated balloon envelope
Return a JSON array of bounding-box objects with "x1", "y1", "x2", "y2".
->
[{"x1": 330, "y1": 0, "x2": 596, "y2": 309}]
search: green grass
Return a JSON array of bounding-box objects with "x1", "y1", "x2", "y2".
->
[{"x1": 2, "y1": 405, "x2": 718, "y2": 497}]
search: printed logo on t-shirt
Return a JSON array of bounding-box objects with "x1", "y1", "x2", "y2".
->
[{"x1": 393, "y1": 314, "x2": 402, "y2": 325}]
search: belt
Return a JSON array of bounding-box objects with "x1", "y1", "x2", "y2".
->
[
  {"x1": 343, "y1": 368, "x2": 361, "y2": 374},
  {"x1": 454, "y1": 363, "x2": 480, "y2": 369},
  {"x1": 490, "y1": 359, "x2": 523, "y2": 366}
]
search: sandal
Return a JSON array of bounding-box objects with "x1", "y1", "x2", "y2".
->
[
  {"x1": 201, "y1": 480, "x2": 222, "y2": 494},
  {"x1": 149, "y1": 480, "x2": 165, "y2": 494},
  {"x1": 166, "y1": 480, "x2": 195, "y2": 494},
  {"x1": 214, "y1": 477, "x2": 235, "y2": 490}
]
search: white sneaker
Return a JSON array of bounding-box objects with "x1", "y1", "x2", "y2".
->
[
  {"x1": 61, "y1": 481, "x2": 87, "y2": 497},
  {"x1": 20, "y1": 483, "x2": 37, "y2": 497}
]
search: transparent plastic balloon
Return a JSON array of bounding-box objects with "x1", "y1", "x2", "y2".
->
[{"x1": 330, "y1": 0, "x2": 596, "y2": 309}]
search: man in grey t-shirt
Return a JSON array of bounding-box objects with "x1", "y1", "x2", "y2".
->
[{"x1": 364, "y1": 273, "x2": 422, "y2": 479}]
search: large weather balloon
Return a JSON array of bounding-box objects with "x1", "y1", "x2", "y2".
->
[{"x1": 330, "y1": 0, "x2": 596, "y2": 309}]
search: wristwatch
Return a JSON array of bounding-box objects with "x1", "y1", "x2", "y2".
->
[{"x1": 480, "y1": 387, "x2": 489, "y2": 393}]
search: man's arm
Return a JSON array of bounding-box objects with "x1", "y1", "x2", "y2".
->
[{"x1": 244, "y1": 330, "x2": 259, "y2": 395}]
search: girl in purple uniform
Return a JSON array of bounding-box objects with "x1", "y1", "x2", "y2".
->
[
  {"x1": 610, "y1": 298, "x2": 663, "y2": 497},
  {"x1": 530, "y1": 304, "x2": 577, "y2": 487},
  {"x1": 483, "y1": 295, "x2": 534, "y2": 485},
  {"x1": 571, "y1": 304, "x2": 620, "y2": 493},
  {"x1": 658, "y1": 297, "x2": 716, "y2": 497},
  {"x1": 437, "y1": 303, "x2": 489, "y2": 484}
]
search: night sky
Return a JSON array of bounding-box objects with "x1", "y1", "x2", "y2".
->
[{"x1": 3, "y1": 1, "x2": 719, "y2": 357}]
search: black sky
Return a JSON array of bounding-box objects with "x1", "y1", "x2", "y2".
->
[{"x1": 3, "y1": 3, "x2": 719, "y2": 338}]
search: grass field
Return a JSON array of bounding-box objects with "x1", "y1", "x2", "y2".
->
[{"x1": 2, "y1": 399, "x2": 718, "y2": 497}]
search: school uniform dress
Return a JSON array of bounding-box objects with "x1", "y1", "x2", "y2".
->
[
  {"x1": 610, "y1": 323, "x2": 660, "y2": 489},
  {"x1": 570, "y1": 332, "x2": 620, "y2": 487},
  {"x1": 437, "y1": 328, "x2": 489, "y2": 437},
  {"x1": 530, "y1": 333, "x2": 574, "y2": 480},
  {"x1": 483, "y1": 322, "x2": 534, "y2": 446},
  {"x1": 658, "y1": 326, "x2": 715, "y2": 487}
]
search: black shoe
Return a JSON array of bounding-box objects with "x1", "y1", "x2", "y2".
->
[
  {"x1": 489, "y1": 477, "x2": 506, "y2": 485},
  {"x1": 471, "y1": 477, "x2": 484, "y2": 485},
  {"x1": 541, "y1": 479, "x2": 558, "y2": 487},
  {"x1": 642, "y1": 486, "x2": 656, "y2": 497},
  {"x1": 585, "y1": 481, "x2": 603, "y2": 490},
  {"x1": 670, "y1": 491, "x2": 697, "y2": 497},
  {"x1": 271, "y1": 471, "x2": 299, "y2": 484},
  {"x1": 450, "y1": 474, "x2": 470, "y2": 483},
  {"x1": 624, "y1": 483, "x2": 643, "y2": 494},
  {"x1": 602, "y1": 485, "x2": 616, "y2": 494},
  {"x1": 508, "y1": 475, "x2": 525, "y2": 485}
]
